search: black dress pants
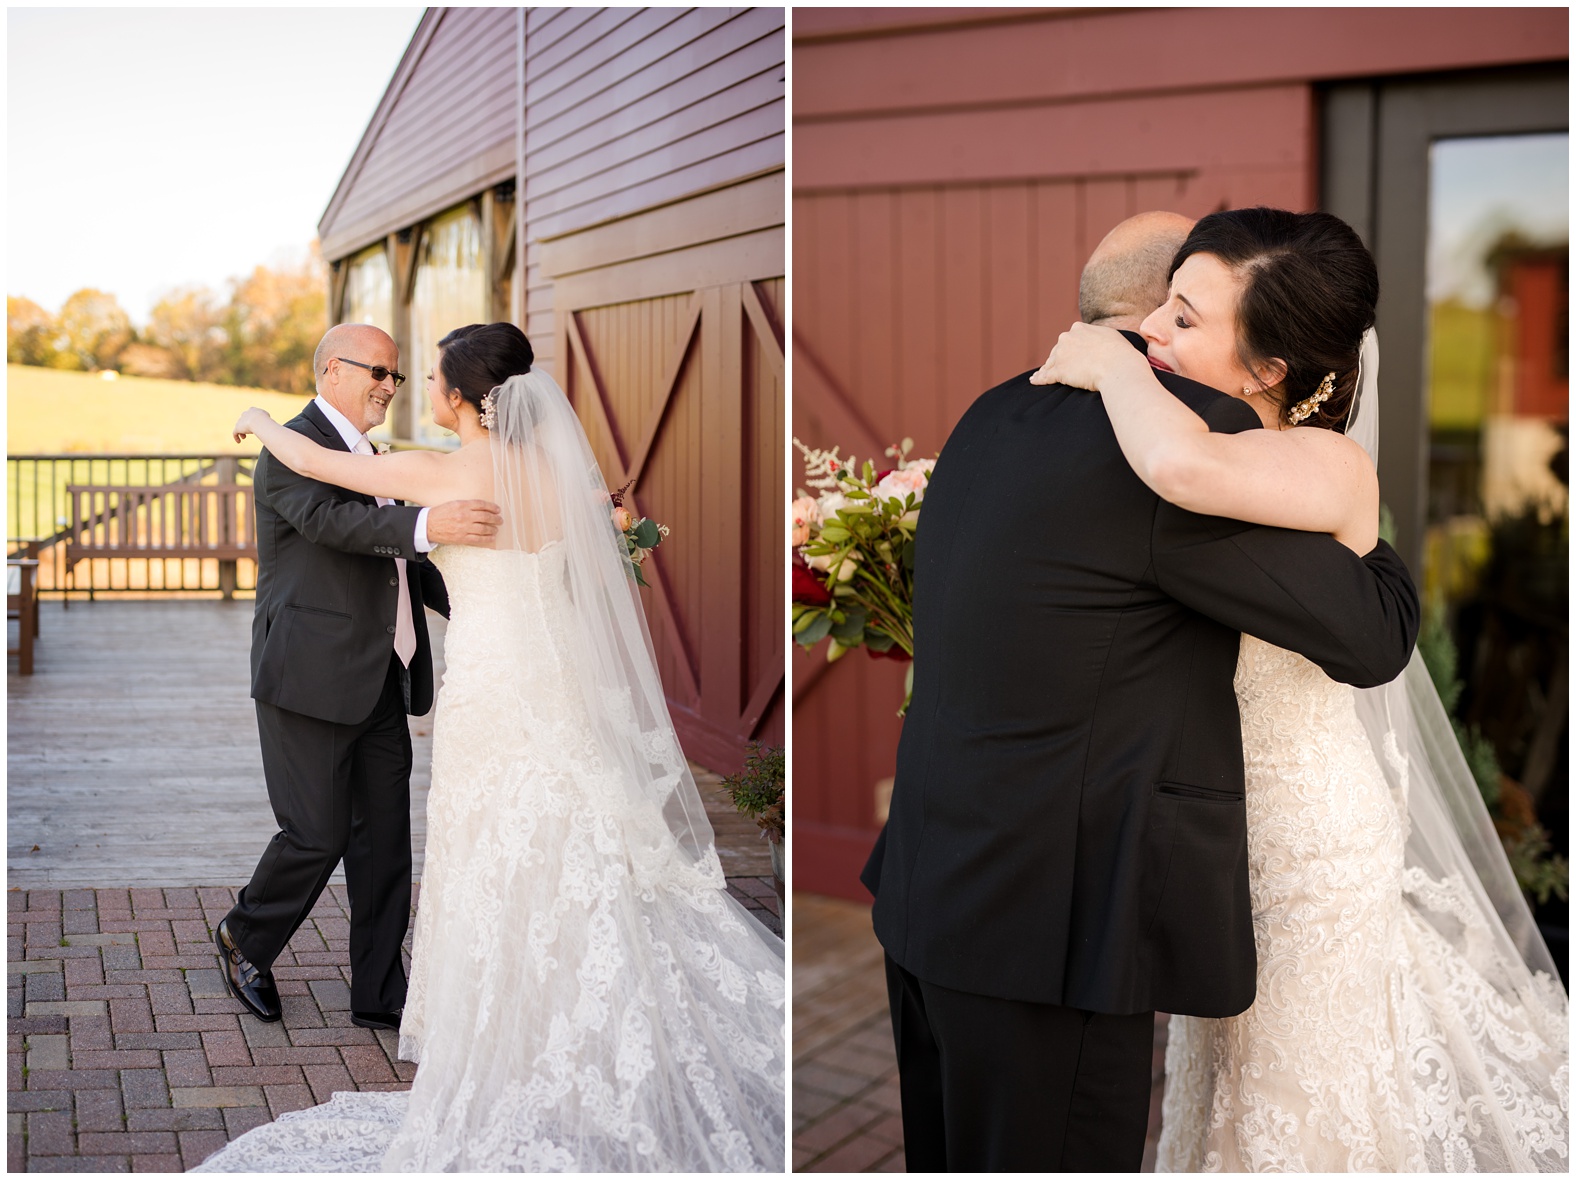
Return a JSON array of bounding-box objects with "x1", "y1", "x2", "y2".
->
[
  {"x1": 228, "y1": 657, "x2": 414, "y2": 1013},
  {"x1": 885, "y1": 954, "x2": 1154, "y2": 1172}
]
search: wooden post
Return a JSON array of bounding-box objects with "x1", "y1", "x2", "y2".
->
[
  {"x1": 487, "y1": 183, "x2": 517, "y2": 323},
  {"x1": 216, "y1": 458, "x2": 238, "y2": 600},
  {"x1": 389, "y1": 232, "x2": 418, "y2": 441}
]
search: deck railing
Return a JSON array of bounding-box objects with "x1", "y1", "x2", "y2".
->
[{"x1": 7, "y1": 455, "x2": 258, "y2": 597}]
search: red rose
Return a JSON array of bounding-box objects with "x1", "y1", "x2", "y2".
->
[{"x1": 792, "y1": 556, "x2": 832, "y2": 606}]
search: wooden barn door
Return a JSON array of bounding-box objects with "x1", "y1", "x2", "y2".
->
[{"x1": 560, "y1": 279, "x2": 785, "y2": 773}]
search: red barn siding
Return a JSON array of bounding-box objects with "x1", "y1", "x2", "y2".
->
[
  {"x1": 319, "y1": 8, "x2": 785, "y2": 775},
  {"x1": 320, "y1": 8, "x2": 517, "y2": 260},
  {"x1": 522, "y1": 6, "x2": 786, "y2": 376},
  {"x1": 791, "y1": 5, "x2": 1568, "y2": 899}
]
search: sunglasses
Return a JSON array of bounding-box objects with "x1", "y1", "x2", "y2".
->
[{"x1": 331, "y1": 357, "x2": 406, "y2": 387}]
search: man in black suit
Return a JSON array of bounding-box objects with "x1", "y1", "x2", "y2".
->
[
  {"x1": 216, "y1": 323, "x2": 500, "y2": 1030},
  {"x1": 861, "y1": 213, "x2": 1420, "y2": 1170}
]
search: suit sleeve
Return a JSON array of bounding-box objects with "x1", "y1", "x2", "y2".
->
[
  {"x1": 1149, "y1": 396, "x2": 1420, "y2": 688},
  {"x1": 255, "y1": 447, "x2": 423, "y2": 561},
  {"x1": 417, "y1": 559, "x2": 450, "y2": 620}
]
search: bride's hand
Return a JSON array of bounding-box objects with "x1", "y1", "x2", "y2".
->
[
  {"x1": 232, "y1": 408, "x2": 273, "y2": 443},
  {"x1": 1029, "y1": 322, "x2": 1147, "y2": 391}
]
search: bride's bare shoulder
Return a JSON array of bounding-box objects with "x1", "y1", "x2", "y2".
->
[{"x1": 1285, "y1": 426, "x2": 1377, "y2": 486}]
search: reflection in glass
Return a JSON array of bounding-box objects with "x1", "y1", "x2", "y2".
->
[
  {"x1": 1424, "y1": 131, "x2": 1568, "y2": 918},
  {"x1": 343, "y1": 244, "x2": 395, "y2": 337},
  {"x1": 342, "y1": 245, "x2": 397, "y2": 443},
  {"x1": 409, "y1": 205, "x2": 486, "y2": 448}
]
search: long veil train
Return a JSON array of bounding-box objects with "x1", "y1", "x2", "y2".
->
[
  {"x1": 194, "y1": 369, "x2": 786, "y2": 1173},
  {"x1": 1347, "y1": 330, "x2": 1565, "y2": 1001}
]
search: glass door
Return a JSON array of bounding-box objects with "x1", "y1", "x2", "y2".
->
[{"x1": 1323, "y1": 67, "x2": 1569, "y2": 978}]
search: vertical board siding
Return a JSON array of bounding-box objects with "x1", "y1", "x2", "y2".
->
[
  {"x1": 745, "y1": 278, "x2": 785, "y2": 733},
  {"x1": 794, "y1": 89, "x2": 1311, "y2": 901},
  {"x1": 568, "y1": 281, "x2": 783, "y2": 771}
]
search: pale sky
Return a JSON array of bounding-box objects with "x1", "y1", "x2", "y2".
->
[
  {"x1": 1427, "y1": 132, "x2": 1569, "y2": 307},
  {"x1": 8, "y1": 7, "x2": 424, "y2": 323}
]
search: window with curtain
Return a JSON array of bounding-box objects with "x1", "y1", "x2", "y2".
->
[
  {"x1": 343, "y1": 244, "x2": 394, "y2": 336},
  {"x1": 408, "y1": 205, "x2": 485, "y2": 447}
]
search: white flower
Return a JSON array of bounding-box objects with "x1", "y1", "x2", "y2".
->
[
  {"x1": 817, "y1": 491, "x2": 850, "y2": 521},
  {"x1": 874, "y1": 466, "x2": 927, "y2": 505}
]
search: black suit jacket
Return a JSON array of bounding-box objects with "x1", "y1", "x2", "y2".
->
[
  {"x1": 863, "y1": 351, "x2": 1419, "y2": 1018},
  {"x1": 249, "y1": 401, "x2": 449, "y2": 724}
]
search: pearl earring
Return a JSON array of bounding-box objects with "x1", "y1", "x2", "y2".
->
[{"x1": 1242, "y1": 384, "x2": 1255, "y2": 397}]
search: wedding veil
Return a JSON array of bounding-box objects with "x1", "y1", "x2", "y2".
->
[
  {"x1": 485, "y1": 369, "x2": 724, "y2": 891},
  {"x1": 1348, "y1": 330, "x2": 1565, "y2": 1004}
]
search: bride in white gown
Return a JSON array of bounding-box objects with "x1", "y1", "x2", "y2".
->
[
  {"x1": 200, "y1": 321, "x2": 785, "y2": 1172},
  {"x1": 1036, "y1": 207, "x2": 1567, "y2": 1172}
]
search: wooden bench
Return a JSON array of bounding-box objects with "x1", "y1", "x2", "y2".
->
[
  {"x1": 8, "y1": 558, "x2": 39, "y2": 675},
  {"x1": 66, "y1": 484, "x2": 257, "y2": 598}
]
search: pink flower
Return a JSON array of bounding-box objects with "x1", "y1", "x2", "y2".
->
[
  {"x1": 874, "y1": 466, "x2": 927, "y2": 504},
  {"x1": 790, "y1": 496, "x2": 820, "y2": 547},
  {"x1": 612, "y1": 506, "x2": 634, "y2": 532}
]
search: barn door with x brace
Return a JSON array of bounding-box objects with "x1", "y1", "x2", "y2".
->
[{"x1": 560, "y1": 278, "x2": 785, "y2": 772}]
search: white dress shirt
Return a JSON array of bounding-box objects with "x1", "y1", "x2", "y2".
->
[{"x1": 312, "y1": 396, "x2": 423, "y2": 666}]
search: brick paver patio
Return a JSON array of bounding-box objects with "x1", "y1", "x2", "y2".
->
[
  {"x1": 8, "y1": 877, "x2": 778, "y2": 1172},
  {"x1": 792, "y1": 891, "x2": 1168, "y2": 1172}
]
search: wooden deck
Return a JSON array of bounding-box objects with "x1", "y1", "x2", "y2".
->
[{"x1": 8, "y1": 600, "x2": 771, "y2": 889}]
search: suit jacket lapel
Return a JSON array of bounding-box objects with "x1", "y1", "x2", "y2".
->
[{"x1": 297, "y1": 401, "x2": 374, "y2": 504}]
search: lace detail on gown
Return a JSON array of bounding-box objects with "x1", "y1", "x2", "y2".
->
[
  {"x1": 193, "y1": 546, "x2": 786, "y2": 1172},
  {"x1": 1156, "y1": 636, "x2": 1567, "y2": 1173}
]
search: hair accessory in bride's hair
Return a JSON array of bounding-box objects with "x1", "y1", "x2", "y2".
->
[
  {"x1": 479, "y1": 389, "x2": 498, "y2": 431},
  {"x1": 1287, "y1": 371, "x2": 1336, "y2": 425}
]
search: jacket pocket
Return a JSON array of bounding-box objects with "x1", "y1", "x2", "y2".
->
[
  {"x1": 1156, "y1": 780, "x2": 1243, "y2": 803},
  {"x1": 282, "y1": 603, "x2": 350, "y2": 621}
]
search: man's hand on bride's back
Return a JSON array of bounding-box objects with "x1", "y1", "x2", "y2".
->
[{"x1": 427, "y1": 500, "x2": 503, "y2": 547}]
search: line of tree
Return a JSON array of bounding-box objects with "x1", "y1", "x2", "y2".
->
[{"x1": 7, "y1": 246, "x2": 327, "y2": 396}]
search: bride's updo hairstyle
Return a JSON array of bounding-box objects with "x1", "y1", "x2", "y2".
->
[
  {"x1": 436, "y1": 322, "x2": 535, "y2": 425},
  {"x1": 1170, "y1": 207, "x2": 1377, "y2": 432}
]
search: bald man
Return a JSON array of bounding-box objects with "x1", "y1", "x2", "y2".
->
[
  {"x1": 216, "y1": 324, "x2": 501, "y2": 1030},
  {"x1": 861, "y1": 213, "x2": 1418, "y2": 1169}
]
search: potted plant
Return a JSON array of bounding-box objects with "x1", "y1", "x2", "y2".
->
[{"x1": 724, "y1": 743, "x2": 785, "y2": 899}]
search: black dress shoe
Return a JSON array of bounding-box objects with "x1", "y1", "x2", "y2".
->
[
  {"x1": 350, "y1": 1010, "x2": 402, "y2": 1031},
  {"x1": 215, "y1": 919, "x2": 282, "y2": 1023}
]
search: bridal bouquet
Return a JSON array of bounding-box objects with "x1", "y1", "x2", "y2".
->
[
  {"x1": 611, "y1": 481, "x2": 668, "y2": 588},
  {"x1": 792, "y1": 437, "x2": 933, "y2": 714}
]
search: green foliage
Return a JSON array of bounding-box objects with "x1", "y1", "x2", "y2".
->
[
  {"x1": 1501, "y1": 827, "x2": 1570, "y2": 907},
  {"x1": 722, "y1": 744, "x2": 784, "y2": 845},
  {"x1": 1418, "y1": 588, "x2": 1567, "y2": 904},
  {"x1": 1453, "y1": 719, "x2": 1501, "y2": 810},
  {"x1": 57, "y1": 288, "x2": 134, "y2": 372},
  {"x1": 1378, "y1": 503, "x2": 1397, "y2": 548},
  {"x1": 7, "y1": 296, "x2": 63, "y2": 367},
  {"x1": 9, "y1": 245, "x2": 327, "y2": 395},
  {"x1": 1417, "y1": 598, "x2": 1462, "y2": 716}
]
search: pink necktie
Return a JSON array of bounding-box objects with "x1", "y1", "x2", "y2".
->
[{"x1": 359, "y1": 439, "x2": 416, "y2": 668}]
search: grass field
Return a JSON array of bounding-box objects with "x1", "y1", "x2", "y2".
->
[
  {"x1": 7, "y1": 364, "x2": 310, "y2": 455},
  {"x1": 6, "y1": 366, "x2": 313, "y2": 574}
]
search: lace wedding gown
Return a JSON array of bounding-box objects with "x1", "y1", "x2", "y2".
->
[
  {"x1": 195, "y1": 544, "x2": 787, "y2": 1172},
  {"x1": 1156, "y1": 636, "x2": 1568, "y2": 1172}
]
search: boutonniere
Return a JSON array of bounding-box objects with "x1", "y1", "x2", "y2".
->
[{"x1": 376, "y1": 445, "x2": 390, "y2": 456}]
